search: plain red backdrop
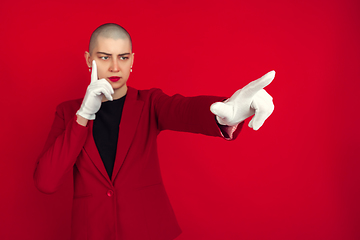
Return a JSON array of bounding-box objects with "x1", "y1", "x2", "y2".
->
[{"x1": 1, "y1": 0, "x2": 359, "y2": 239}]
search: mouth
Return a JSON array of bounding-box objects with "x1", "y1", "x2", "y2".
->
[{"x1": 108, "y1": 76, "x2": 121, "y2": 82}]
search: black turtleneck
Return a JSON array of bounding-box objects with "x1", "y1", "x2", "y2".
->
[{"x1": 93, "y1": 95, "x2": 126, "y2": 180}]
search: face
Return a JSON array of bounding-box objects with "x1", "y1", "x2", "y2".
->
[{"x1": 85, "y1": 36, "x2": 134, "y2": 95}]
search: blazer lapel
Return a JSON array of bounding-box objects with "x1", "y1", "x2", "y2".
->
[
  {"x1": 83, "y1": 120, "x2": 112, "y2": 185},
  {"x1": 111, "y1": 87, "x2": 144, "y2": 183}
]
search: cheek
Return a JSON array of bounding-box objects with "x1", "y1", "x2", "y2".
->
[
  {"x1": 120, "y1": 65, "x2": 131, "y2": 76},
  {"x1": 122, "y1": 61, "x2": 132, "y2": 69},
  {"x1": 97, "y1": 68, "x2": 108, "y2": 79},
  {"x1": 92, "y1": 60, "x2": 107, "y2": 77}
]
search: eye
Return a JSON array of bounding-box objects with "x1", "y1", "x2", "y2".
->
[
  {"x1": 100, "y1": 56, "x2": 109, "y2": 60},
  {"x1": 120, "y1": 56, "x2": 129, "y2": 60}
]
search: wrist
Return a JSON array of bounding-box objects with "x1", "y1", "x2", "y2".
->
[{"x1": 76, "y1": 114, "x2": 89, "y2": 127}]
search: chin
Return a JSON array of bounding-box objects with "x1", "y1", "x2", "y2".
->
[{"x1": 111, "y1": 81, "x2": 127, "y2": 90}]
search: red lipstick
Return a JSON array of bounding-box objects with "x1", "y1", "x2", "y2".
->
[{"x1": 109, "y1": 76, "x2": 120, "y2": 82}]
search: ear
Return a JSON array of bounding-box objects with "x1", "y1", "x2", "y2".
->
[
  {"x1": 131, "y1": 52, "x2": 135, "y2": 67},
  {"x1": 84, "y1": 51, "x2": 91, "y2": 68}
]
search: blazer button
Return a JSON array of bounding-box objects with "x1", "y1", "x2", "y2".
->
[{"x1": 107, "y1": 190, "x2": 114, "y2": 197}]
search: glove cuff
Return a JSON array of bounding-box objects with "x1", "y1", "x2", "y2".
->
[
  {"x1": 216, "y1": 115, "x2": 239, "y2": 126},
  {"x1": 76, "y1": 110, "x2": 96, "y2": 120}
]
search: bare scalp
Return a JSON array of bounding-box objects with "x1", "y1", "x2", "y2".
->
[{"x1": 89, "y1": 23, "x2": 132, "y2": 55}]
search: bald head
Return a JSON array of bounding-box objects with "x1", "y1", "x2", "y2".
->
[{"x1": 89, "y1": 23, "x2": 132, "y2": 55}]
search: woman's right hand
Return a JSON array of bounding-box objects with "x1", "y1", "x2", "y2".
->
[{"x1": 76, "y1": 60, "x2": 114, "y2": 121}]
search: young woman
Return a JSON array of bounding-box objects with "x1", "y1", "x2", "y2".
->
[{"x1": 34, "y1": 23, "x2": 275, "y2": 240}]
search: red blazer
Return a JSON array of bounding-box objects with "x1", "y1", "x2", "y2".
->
[{"x1": 33, "y1": 87, "x2": 242, "y2": 240}]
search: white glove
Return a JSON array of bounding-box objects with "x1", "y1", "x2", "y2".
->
[
  {"x1": 210, "y1": 71, "x2": 275, "y2": 130},
  {"x1": 76, "y1": 60, "x2": 114, "y2": 120}
]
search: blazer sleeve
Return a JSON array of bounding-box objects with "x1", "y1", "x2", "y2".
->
[
  {"x1": 152, "y1": 89, "x2": 243, "y2": 139},
  {"x1": 33, "y1": 101, "x2": 89, "y2": 194}
]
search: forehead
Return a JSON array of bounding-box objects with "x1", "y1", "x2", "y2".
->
[{"x1": 94, "y1": 36, "x2": 132, "y2": 54}]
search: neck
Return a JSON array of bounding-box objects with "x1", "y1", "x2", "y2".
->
[{"x1": 102, "y1": 84, "x2": 127, "y2": 102}]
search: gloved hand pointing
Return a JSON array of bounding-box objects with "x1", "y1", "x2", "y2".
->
[
  {"x1": 76, "y1": 60, "x2": 114, "y2": 120},
  {"x1": 210, "y1": 71, "x2": 275, "y2": 130}
]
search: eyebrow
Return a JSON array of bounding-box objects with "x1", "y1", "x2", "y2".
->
[{"x1": 96, "y1": 52, "x2": 130, "y2": 56}]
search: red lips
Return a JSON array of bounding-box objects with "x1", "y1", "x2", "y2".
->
[{"x1": 109, "y1": 76, "x2": 120, "y2": 82}]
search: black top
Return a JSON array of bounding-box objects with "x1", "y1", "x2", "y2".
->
[{"x1": 93, "y1": 95, "x2": 126, "y2": 179}]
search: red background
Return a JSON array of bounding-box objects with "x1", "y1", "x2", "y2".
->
[{"x1": 1, "y1": 0, "x2": 359, "y2": 239}]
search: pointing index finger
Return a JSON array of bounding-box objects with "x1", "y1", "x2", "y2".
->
[
  {"x1": 91, "y1": 60, "x2": 98, "y2": 83},
  {"x1": 241, "y1": 70, "x2": 275, "y2": 98}
]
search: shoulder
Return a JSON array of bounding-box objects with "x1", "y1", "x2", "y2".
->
[{"x1": 128, "y1": 86, "x2": 168, "y2": 102}]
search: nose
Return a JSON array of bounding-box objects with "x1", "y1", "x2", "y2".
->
[{"x1": 110, "y1": 58, "x2": 120, "y2": 72}]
